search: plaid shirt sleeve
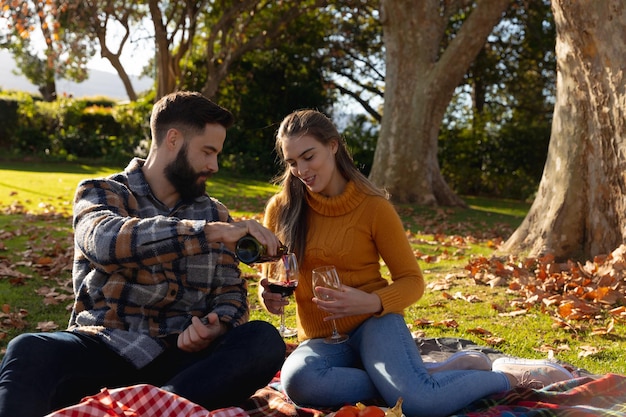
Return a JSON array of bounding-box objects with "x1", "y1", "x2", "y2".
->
[{"x1": 73, "y1": 179, "x2": 212, "y2": 271}]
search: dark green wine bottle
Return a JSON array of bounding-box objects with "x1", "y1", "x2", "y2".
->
[{"x1": 235, "y1": 235, "x2": 288, "y2": 264}]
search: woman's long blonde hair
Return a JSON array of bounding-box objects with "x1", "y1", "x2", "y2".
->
[{"x1": 270, "y1": 109, "x2": 388, "y2": 261}]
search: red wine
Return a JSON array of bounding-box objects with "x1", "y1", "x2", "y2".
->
[{"x1": 268, "y1": 281, "x2": 298, "y2": 297}]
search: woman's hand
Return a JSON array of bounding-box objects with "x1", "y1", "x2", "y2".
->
[
  {"x1": 177, "y1": 313, "x2": 226, "y2": 352},
  {"x1": 259, "y1": 277, "x2": 289, "y2": 315},
  {"x1": 313, "y1": 284, "x2": 382, "y2": 320}
]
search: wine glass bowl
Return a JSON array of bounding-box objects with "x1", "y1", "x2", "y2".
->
[
  {"x1": 311, "y1": 265, "x2": 349, "y2": 344},
  {"x1": 268, "y1": 253, "x2": 299, "y2": 338}
]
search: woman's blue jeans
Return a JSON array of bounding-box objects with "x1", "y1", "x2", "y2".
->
[
  {"x1": 0, "y1": 320, "x2": 285, "y2": 417},
  {"x1": 281, "y1": 314, "x2": 510, "y2": 417}
]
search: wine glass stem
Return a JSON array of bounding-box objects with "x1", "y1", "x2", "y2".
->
[
  {"x1": 330, "y1": 319, "x2": 340, "y2": 337},
  {"x1": 280, "y1": 310, "x2": 286, "y2": 333}
]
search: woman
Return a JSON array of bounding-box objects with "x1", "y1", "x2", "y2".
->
[{"x1": 259, "y1": 109, "x2": 573, "y2": 417}]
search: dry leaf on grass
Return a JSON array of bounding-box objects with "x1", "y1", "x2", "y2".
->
[
  {"x1": 577, "y1": 345, "x2": 601, "y2": 358},
  {"x1": 484, "y1": 336, "x2": 506, "y2": 346},
  {"x1": 433, "y1": 319, "x2": 459, "y2": 328},
  {"x1": 414, "y1": 318, "x2": 434, "y2": 327},
  {"x1": 36, "y1": 321, "x2": 59, "y2": 332},
  {"x1": 0, "y1": 305, "x2": 28, "y2": 330},
  {"x1": 467, "y1": 326, "x2": 492, "y2": 336}
]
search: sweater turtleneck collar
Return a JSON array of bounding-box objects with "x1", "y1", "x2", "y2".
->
[{"x1": 305, "y1": 180, "x2": 366, "y2": 217}]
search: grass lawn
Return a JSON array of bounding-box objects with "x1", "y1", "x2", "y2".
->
[{"x1": 1, "y1": 160, "x2": 625, "y2": 377}]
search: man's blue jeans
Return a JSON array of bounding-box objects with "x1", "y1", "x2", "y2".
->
[
  {"x1": 0, "y1": 320, "x2": 285, "y2": 417},
  {"x1": 281, "y1": 314, "x2": 510, "y2": 417}
]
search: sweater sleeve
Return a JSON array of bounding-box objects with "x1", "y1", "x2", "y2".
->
[{"x1": 370, "y1": 199, "x2": 425, "y2": 314}]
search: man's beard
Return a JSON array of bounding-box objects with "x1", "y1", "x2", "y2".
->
[{"x1": 164, "y1": 143, "x2": 211, "y2": 202}]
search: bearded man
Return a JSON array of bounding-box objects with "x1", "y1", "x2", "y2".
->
[{"x1": 0, "y1": 91, "x2": 286, "y2": 417}]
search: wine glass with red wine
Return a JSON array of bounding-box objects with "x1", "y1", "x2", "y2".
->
[{"x1": 268, "y1": 253, "x2": 299, "y2": 337}]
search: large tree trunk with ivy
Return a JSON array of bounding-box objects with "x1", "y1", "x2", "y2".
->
[
  {"x1": 370, "y1": 0, "x2": 511, "y2": 205},
  {"x1": 501, "y1": 0, "x2": 626, "y2": 261}
]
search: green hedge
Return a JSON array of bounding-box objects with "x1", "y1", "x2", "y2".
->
[
  {"x1": 0, "y1": 91, "x2": 153, "y2": 163},
  {"x1": 0, "y1": 90, "x2": 545, "y2": 201},
  {"x1": 0, "y1": 97, "x2": 19, "y2": 149}
]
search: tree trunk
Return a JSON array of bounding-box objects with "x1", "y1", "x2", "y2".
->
[
  {"x1": 107, "y1": 56, "x2": 138, "y2": 102},
  {"x1": 370, "y1": 0, "x2": 511, "y2": 205},
  {"x1": 98, "y1": 45, "x2": 138, "y2": 102},
  {"x1": 501, "y1": 0, "x2": 626, "y2": 261},
  {"x1": 38, "y1": 81, "x2": 57, "y2": 102},
  {"x1": 88, "y1": 1, "x2": 139, "y2": 102},
  {"x1": 149, "y1": 0, "x2": 178, "y2": 99}
]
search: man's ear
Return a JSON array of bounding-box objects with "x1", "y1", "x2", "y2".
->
[{"x1": 165, "y1": 128, "x2": 181, "y2": 151}]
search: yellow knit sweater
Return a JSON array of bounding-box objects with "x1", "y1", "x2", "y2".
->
[{"x1": 264, "y1": 181, "x2": 425, "y2": 341}]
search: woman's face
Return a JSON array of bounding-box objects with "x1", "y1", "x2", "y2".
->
[{"x1": 281, "y1": 134, "x2": 342, "y2": 197}]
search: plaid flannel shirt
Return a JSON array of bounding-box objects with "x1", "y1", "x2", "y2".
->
[{"x1": 68, "y1": 158, "x2": 248, "y2": 368}]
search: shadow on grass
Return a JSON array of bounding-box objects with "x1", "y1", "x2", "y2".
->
[
  {"x1": 397, "y1": 195, "x2": 530, "y2": 239},
  {"x1": 0, "y1": 181, "x2": 57, "y2": 199},
  {"x1": 0, "y1": 160, "x2": 531, "y2": 238},
  {"x1": 0, "y1": 160, "x2": 122, "y2": 174}
]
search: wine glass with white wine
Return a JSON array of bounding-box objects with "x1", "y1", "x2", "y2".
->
[
  {"x1": 312, "y1": 265, "x2": 349, "y2": 344},
  {"x1": 268, "y1": 253, "x2": 299, "y2": 338}
]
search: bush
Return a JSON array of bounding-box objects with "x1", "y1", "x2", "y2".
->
[
  {"x1": 439, "y1": 119, "x2": 549, "y2": 201},
  {"x1": 0, "y1": 97, "x2": 18, "y2": 148},
  {"x1": 343, "y1": 114, "x2": 378, "y2": 176},
  {"x1": 0, "y1": 90, "x2": 152, "y2": 163}
]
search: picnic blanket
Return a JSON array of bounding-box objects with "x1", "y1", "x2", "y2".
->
[{"x1": 46, "y1": 338, "x2": 626, "y2": 417}]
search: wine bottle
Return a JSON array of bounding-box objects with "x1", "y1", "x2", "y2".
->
[{"x1": 235, "y1": 235, "x2": 288, "y2": 264}]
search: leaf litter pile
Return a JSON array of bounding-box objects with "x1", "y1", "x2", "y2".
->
[
  {"x1": 400, "y1": 208, "x2": 626, "y2": 361},
  {"x1": 415, "y1": 233, "x2": 626, "y2": 359},
  {"x1": 465, "y1": 246, "x2": 626, "y2": 335}
]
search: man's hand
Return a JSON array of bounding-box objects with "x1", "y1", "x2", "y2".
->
[
  {"x1": 205, "y1": 220, "x2": 282, "y2": 256},
  {"x1": 177, "y1": 313, "x2": 226, "y2": 352}
]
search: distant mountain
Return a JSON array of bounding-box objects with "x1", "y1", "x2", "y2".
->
[{"x1": 0, "y1": 49, "x2": 153, "y2": 101}]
